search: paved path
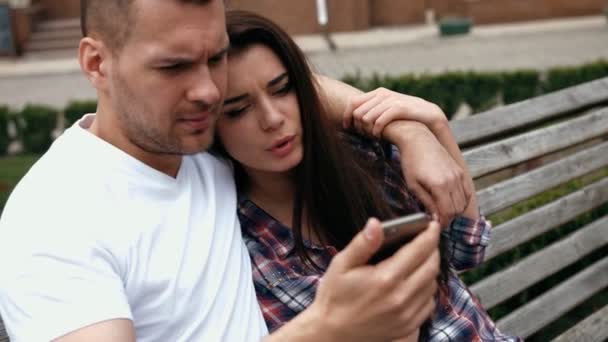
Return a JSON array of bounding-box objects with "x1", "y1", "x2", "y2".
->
[{"x1": 0, "y1": 16, "x2": 607, "y2": 109}]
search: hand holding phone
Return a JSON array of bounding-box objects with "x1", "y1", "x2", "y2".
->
[{"x1": 369, "y1": 212, "x2": 432, "y2": 264}]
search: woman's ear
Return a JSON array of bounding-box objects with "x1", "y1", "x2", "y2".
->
[{"x1": 79, "y1": 37, "x2": 111, "y2": 91}]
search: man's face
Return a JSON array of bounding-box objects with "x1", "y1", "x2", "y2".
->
[{"x1": 106, "y1": 0, "x2": 229, "y2": 156}]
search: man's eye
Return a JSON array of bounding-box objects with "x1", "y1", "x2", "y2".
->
[{"x1": 159, "y1": 63, "x2": 190, "y2": 72}]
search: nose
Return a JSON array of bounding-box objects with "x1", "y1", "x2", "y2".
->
[
  {"x1": 258, "y1": 98, "x2": 284, "y2": 131},
  {"x1": 186, "y1": 66, "x2": 221, "y2": 109}
]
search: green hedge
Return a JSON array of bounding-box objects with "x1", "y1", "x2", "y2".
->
[
  {"x1": 18, "y1": 105, "x2": 59, "y2": 154},
  {"x1": 0, "y1": 106, "x2": 11, "y2": 155},
  {"x1": 2, "y1": 60, "x2": 608, "y2": 156},
  {"x1": 64, "y1": 100, "x2": 97, "y2": 128},
  {"x1": 343, "y1": 59, "x2": 608, "y2": 118}
]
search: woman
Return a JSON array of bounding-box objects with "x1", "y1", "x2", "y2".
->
[{"x1": 215, "y1": 10, "x2": 519, "y2": 341}]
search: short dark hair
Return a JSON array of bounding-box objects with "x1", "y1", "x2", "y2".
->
[
  {"x1": 80, "y1": 0, "x2": 212, "y2": 51},
  {"x1": 80, "y1": 0, "x2": 134, "y2": 50}
]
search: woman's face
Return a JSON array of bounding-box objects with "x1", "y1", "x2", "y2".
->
[{"x1": 217, "y1": 44, "x2": 303, "y2": 177}]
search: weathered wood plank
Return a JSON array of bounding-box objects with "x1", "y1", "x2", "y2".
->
[
  {"x1": 472, "y1": 139, "x2": 605, "y2": 190},
  {"x1": 483, "y1": 177, "x2": 608, "y2": 261},
  {"x1": 464, "y1": 108, "x2": 608, "y2": 178},
  {"x1": 552, "y1": 304, "x2": 608, "y2": 342},
  {"x1": 496, "y1": 257, "x2": 608, "y2": 338},
  {"x1": 451, "y1": 77, "x2": 608, "y2": 145},
  {"x1": 478, "y1": 141, "x2": 608, "y2": 215},
  {"x1": 471, "y1": 216, "x2": 608, "y2": 309}
]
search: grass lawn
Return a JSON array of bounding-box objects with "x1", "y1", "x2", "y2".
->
[{"x1": 0, "y1": 155, "x2": 40, "y2": 214}]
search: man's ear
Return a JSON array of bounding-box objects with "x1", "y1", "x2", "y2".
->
[{"x1": 79, "y1": 37, "x2": 111, "y2": 91}]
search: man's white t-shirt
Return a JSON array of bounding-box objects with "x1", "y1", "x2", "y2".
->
[{"x1": 0, "y1": 115, "x2": 268, "y2": 341}]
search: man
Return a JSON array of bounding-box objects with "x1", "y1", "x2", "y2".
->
[{"x1": 0, "y1": 1, "x2": 458, "y2": 341}]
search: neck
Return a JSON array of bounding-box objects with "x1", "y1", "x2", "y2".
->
[
  {"x1": 90, "y1": 106, "x2": 182, "y2": 178},
  {"x1": 247, "y1": 169, "x2": 296, "y2": 226},
  {"x1": 246, "y1": 168, "x2": 324, "y2": 244}
]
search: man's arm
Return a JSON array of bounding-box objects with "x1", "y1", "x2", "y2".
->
[{"x1": 53, "y1": 320, "x2": 136, "y2": 342}]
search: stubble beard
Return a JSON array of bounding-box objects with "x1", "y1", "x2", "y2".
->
[{"x1": 113, "y1": 73, "x2": 213, "y2": 157}]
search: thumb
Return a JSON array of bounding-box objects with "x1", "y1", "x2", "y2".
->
[{"x1": 332, "y1": 218, "x2": 384, "y2": 271}]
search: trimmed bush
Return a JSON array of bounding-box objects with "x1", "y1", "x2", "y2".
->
[
  {"x1": 342, "y1": 59, "x2": 608, "y2": 117},
  {"x1": 19, "y1": 105, "x2": 59, "y2": 154},
  {"x1": 64, "y1": 100, "x2": 97, "y2": 128},
  {"x1": 501, "y1": 70, "x2": 541, "y2": 104},
  {"x1": 0, "y1": 106, "x2": 11, "y2": 156},
  {"x1": 543, "y1": 60, "x2": 608, "y2": 93}
]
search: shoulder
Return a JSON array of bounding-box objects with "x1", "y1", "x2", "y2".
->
[{"x1": 188, "y1": 152, "x2": 234, "y2": 177}]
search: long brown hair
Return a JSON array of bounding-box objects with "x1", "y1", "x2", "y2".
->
[{"x1": 217, "y1": 10, "x2": 400, "y2": 268}]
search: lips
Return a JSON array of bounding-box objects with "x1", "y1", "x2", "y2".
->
[
  {"x1": 267, "y1": 135, "x2": 295, "y2": 150},
  {"x1": 267, "y1": 135, "x2": 297, "y2": 158},
  {"x1": 179, "y1": 114, "x2": 211, "y2": 131}
]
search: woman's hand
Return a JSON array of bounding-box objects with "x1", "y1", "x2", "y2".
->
[
  {"x1": 342, "y1": 87, "x2": 448, "y2": 138},
  {"x1": 344, "y1": 88, "x2": 480, "y2": 225},
  {"x1": 387, "y1": 122, "x2": 472, "y2": 226}
]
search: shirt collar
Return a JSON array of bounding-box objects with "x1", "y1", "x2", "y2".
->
[
  {"x1": 237, "y1": 194, "x2": 329, "y2": 258},
  {"x1": 238, "y1": 194, "x2": 296, "y2": 258}
]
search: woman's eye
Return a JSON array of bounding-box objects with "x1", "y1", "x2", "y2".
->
[
  {"x1": 223, "y1": 106, "x2": 248, "y2": 118},
  {"x1": 274, "y1": 82, "x2": 292, "y2": 96}
]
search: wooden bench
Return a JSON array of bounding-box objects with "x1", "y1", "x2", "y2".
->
[
  {"x1": 1, "y1": 78, "x2": 607, "y2": 341},
  {"x1": 451, "y1": 76, "x2": 608, "y2": 341}
]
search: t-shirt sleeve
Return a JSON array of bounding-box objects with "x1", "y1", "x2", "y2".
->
[{"x1": 0, "y1": 201, "x2": 132, "y2": 341}]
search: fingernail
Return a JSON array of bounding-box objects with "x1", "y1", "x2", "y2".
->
[{"x1": 364, "y1": 218, "x2": 377, "y2": 240}]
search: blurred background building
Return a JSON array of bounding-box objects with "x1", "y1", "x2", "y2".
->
[{"x1": 2, "y1": 0, "x2": 606, "y2": 57}]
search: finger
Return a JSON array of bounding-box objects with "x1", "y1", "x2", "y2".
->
[
  {"x1": 380, "y1": 221, "x2": 441, "y2": 278},
  {"x1": 360, "y1": 101, "x2": 392, "y2": 136},
  {"x1": 404, "y1": 296, "x2": 436, "y2": 335},
  {"x1": 462, "y1": 176, "x2": 474, "y2": 211},
  {"x1": 393, "y1": 255, "x2": 439, "y2": 336},
  {"x1": 353, "y1": 95, "x2": 384, "y2": 133},
  {"x1": 429, "y1": 185, "x2": 455, "y2": 227},
  {"x1": 407, "y1": 182, "x2": 439, "y2": 221},
  {"x1": 397, "y1": 277, "x2": 438, "y2": 329},
  {"x1": 330, "y1": 218, "x2": 384, "y2": 271},
  {"x1": 342, "y1": 91, "x2": 379, "y2": 129},
  {"x1": 372, "y1": 107, "x2": 405, "y2": 137},
  {"x1": 450, "y1": 182, "x2": 466, "y2": 215}
]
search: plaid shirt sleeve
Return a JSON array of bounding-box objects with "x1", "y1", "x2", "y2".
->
[{"x1": 384, "y1": 143, "x2": 492, "y2": 270}]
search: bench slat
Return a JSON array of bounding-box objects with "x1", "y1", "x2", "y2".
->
[
  {"x1": 551, "y1": 304, "x2": 608, "y2": 342},
  {"x1": 484, "y1": 177, "x2": 608, "y2": 261},
  {"x1": 496, "y1": 257, "x2": 608, "y2": 338},
  {"x1": 479, "y1": 141, "x2": 608, "y2": 215},
  {"x1": 471, "y1": 215, "x2": 608, "y2": 309},
  {"x1": 451, "y1": 77, "x2": 608, "y2": 145},
  {"x1": 465, "y1": 108, "x2": 608, "y2": 178}
]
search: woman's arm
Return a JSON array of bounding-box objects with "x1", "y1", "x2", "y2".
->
[{"x1": 314, "y1": 75, "x2": 472, "y2": 225}]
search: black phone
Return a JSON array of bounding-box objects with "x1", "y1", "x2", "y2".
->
[{"x1": 369, "y1": 212, "x2": 431, "y2": 264}]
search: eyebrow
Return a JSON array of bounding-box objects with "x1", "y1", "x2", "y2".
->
[
  {"x1": 156, "y1": 44, "x2": 230, "y2": 65},
  {"x1": 267, "y1": 72, "x2": 288, "y2": 87},
  {"x1": 224, "y1": 72, "x2": 289, "y2": 105}
]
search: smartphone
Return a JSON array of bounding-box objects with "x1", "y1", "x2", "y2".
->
[{"x1": 369, "y1": 212, "x2": 432, "y2": 264}]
